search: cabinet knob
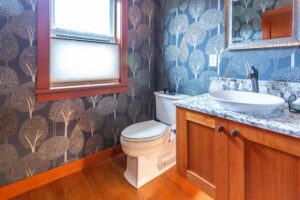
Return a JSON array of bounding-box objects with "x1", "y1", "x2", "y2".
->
[
  {"x1": 217, "y1": 125, "x2": 224, "y2": 133},
  {"x1": 231, "y1": 130, "x2": 239, "y2": 137}
]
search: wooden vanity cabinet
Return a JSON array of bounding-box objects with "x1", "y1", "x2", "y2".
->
[
  {"x1": 176, "y1": 107, "x2": 229, "y2": 200},
  {"x1": 229, "y1": 122, "x2": 300, "y2": 200},
  {"x1": 177, "y1": 107, "x2": 300, "y2": 200}
]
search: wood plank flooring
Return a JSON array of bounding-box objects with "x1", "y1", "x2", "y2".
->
[{"x1": 11, "y1": 154, "x2": 213, "y2": 200}]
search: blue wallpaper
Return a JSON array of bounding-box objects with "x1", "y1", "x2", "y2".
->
[{"x1": 155, "y1": 0, "x2": 300, "y2": 96}]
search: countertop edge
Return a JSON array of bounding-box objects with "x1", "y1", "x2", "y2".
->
[{"x1": 174, "y1": 98, "x2": 300, "y2": 139}]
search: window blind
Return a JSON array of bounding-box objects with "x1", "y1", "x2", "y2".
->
[{"x1": 50, "y1": 38, "x2": 120, "y2": 87}]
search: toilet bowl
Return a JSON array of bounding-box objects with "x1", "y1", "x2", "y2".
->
[{"x1": 120, "y1": 91, "x2": 189, "y2": 188}]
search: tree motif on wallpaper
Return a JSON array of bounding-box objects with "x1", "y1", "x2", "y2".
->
[
  {"x1": 69, "y1": 124, "x2": 85, "y2": 159},
  {"x1": 11, "y1": 10, "x2": 36, "y2": 46},
  {"x1": 137, "y1": 24, "x2": 152, "y2": 44},
  {"x1": 142, "y1": 0, "x2": 155, "y2": 27},
  {"x1": 205, "y1": 34, "x2": 225, "y2": 75},
  {"x1": 79, "y1": 108, "x2": 104, "y2": 136},
  {"x1": 128, "y1": 29, "x2": 143, "y2": 53},
  {"x1": 169, "y1": 66, "x2": 188, "y2": 92},
  {"x1": 84, "y1": 135, "x2": 103, "y2": 156},
  {"x1": 0, "y1": 66, "x2": 19, "y2": 95},
  {"x1": 49, "y1": 99, "x2": 84, "y2": 162},
  {"x1": 19, "y1": 116, "x2": 48, "y2": 153},
  {"x1": 0, "y1": 25, "x2": 20, "y2": 66},
  {"x1": 127, "y1": 77, "x2": 142, "y2": 101},
  {"x1": 189, "y1": 50, "x2": 205, "y2": 79},
  {"x1": 10, "y1": 82, "x2": 47, "y2": 118},
  {"x1": 240, "y1": 24, "x2": 253, "y2": 41},
  {"x1": 19, "y1": 46, "x2": 37, "y2": 82},
  {"x1": 117, "y1": 93, "x2": 129, "y2": 115},
  {"x1": 128, "y1": 100, "x2": 141, "y2": 123},
  {"x1": 189, "y1": 0, "x2": 205, "y2": 22},
  {"x1": 25, "y1": 0, "x2": 38, "y2": 12},
  {"x1": 0, "y1": 144, "x2": 18, "y2": 183},
  {"x1": 129, "y1": 5, "x2": 142, "y2": 30},
  {"x1": 128, "y1": 52, "x2": 142, "y2": 77},
  {"x1": 241, "y1": 0, "x2": 252, "y2": 8},
  {"x1": 96, "y1": 96, "x2": 118, "y2": 116},
  {"x1": 37, "y1": 136, "x2": 70, "y2": 161},
  {"x1": 184, "y1": 22, "x2": 207, "y2": 51},
  {"x1": 142, "y1": 43, "x2": 154, "y2": 72},
  {"x1": 8, "y1": 153, "x2": 50, "y2": 182},
  {"x1": 87, "y1": 95, "x2": 102, "y2": 108},
  {"x1": 253, "y1": 0, "x2": 275, "y2": 12},
  {"x1": 104, "y1": 117, "x2": 127, "y2": 146},
  {"x1": 239, "y1": 8, "x2": 259, "y2": 24},
  {"x1": 169, "y1": 14, "x2": 189, "y2": 48},
  {"x1": 198, "y1": 9, "x2": 223, "y2": 33}
]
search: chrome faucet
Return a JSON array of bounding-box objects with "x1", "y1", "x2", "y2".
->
[{"x1": 247, "y1": 66, "x2": 259, "y2": 93}]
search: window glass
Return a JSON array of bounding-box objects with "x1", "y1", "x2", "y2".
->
[{"x1": 52, "y1": 0, "x2": 115, "y2": 41}]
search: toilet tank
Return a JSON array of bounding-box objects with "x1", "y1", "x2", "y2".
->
[{"x1": 154, "y1": 91, "x2": 190, "y2": 125}]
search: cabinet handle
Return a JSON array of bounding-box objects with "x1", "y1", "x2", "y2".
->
[
  {"x1": 231, "y1": 130, "x2": 239, "y2": 137},
  {"x1": 217, "y1": 125, "x2": 224, "y2": 133}
]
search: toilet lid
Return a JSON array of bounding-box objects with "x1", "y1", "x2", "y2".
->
[{"x1": 121, "y1": 120, "x2": 169, "y2": 142}]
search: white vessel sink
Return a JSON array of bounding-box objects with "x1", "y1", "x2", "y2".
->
[{"x1": 209, "y1": 91, "x2": 285, "y2": 114}]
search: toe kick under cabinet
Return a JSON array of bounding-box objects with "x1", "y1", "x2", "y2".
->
[{"x1": 176, "y1": 107, "x2": 300, "y2": 200}]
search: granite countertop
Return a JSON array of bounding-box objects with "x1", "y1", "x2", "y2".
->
[{"x1": 175, "y1": 94, "x2": 300, "y2": 139}]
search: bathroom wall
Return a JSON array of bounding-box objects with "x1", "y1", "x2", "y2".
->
[
  {"x1": 0, "y1": 0, "x2": 155, "y2": 186},
  {"x1": 155, "y1": 0, "x2": 300, "y2": 96}
]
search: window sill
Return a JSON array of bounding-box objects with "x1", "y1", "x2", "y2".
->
[{"x1": 36, "y1": 83, "x2": 128, "y2": 102}]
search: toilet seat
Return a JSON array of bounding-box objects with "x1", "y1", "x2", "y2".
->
[{"x1": 121, "y1": 120, "x2": 169, "y2": 143}]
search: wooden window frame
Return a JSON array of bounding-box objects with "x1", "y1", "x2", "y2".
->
[{"x1": 36, "y1": 0, "x2": 128, "y2": 102}]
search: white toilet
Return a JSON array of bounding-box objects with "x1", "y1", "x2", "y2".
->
[{"x1": 120, "y1": 91, "x2": 189, "y2": 188}]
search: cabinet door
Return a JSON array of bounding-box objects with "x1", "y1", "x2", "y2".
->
[
  {"x1": 229, "y1": 122, "x2": 300, "y2": 200},
  {"x1": 177, "y1": 108, "x2": 229, "y2": 200}
]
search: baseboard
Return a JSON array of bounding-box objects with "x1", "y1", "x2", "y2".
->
[{"x1": 0, "y1": 145, "x2": 123, "y2": 199}]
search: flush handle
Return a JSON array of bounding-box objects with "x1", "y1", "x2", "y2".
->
[
  {"x1": 217, "y1": 125, "x2": 224, "y2": 133},
  {"x1": 231, "y1": 130, "x2": 239, "y2": 137}
]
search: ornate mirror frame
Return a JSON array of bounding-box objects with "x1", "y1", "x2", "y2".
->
[{"x1": 225, "y1": 0, "x2": 300, "y2": 50}]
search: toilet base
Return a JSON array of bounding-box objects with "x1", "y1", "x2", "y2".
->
[{"x1": 124, "y1": 138, "x2": 176, "y2": 189}]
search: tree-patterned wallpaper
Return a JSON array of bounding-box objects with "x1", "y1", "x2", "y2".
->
[
  {"x1": 155, "y1": 0, "x2": 300, "y2": 96},
  {"x1": 0, "y1": 0, "x2": 155, "y2": 186}
]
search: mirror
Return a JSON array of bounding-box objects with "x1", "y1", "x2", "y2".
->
[{"x1": 225, "y1": 0, "x2": 300, "y2": 50}]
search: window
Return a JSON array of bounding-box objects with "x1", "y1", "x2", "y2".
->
[
  {"x1": 51, "y1": 0, "x2": 115, "y2": 42},
  {"x1": 36, "y1": 0, "x2": 128, "y2": 102}
]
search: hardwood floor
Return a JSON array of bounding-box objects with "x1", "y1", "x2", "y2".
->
[{"x1": 11, "y1": 154, "x2": 212, "y2": 200}]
